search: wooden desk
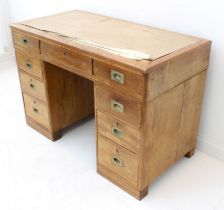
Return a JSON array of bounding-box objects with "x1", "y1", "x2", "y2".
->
[{"x1": 11, "y1": 10, "x2": 211, "y2": 200}]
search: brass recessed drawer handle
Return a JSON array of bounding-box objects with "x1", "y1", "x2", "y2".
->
[
  {"x1": 22, "y1": 38, "x2": 29, "y2": 46},
  {"x1": 111, "y1": 100, "x2": 123, "y2": 113},
  {"x1": 33, "y1": 107, "x2": 38, "y2": 113},
  {"x1": 29, "y1": 83, "x2": 35, "y2": 88},
  {"x1": 111, "y1": 69, "x2": 124, "y2": 84},
  {"x1": 112, "y1": 126, "x2": 124, "y2": 138},
  {"x1": 26, "y1": 63, "x2": 32, "y2": 69},
  {"x1": 112, "y1": 155, "x2": 123, "y2": 167}
]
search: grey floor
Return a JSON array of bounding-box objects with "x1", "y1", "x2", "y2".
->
[{"x1": 1, "y1": 65, "x2": 224, "y2": 210}]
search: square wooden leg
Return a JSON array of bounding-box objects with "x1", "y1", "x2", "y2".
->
[
  {"x1": 184, "y1": 147, "x2": 196, "y2": 158},
  {"x1": 26, "y1": 116, "x2": 62, "y2": 141},
  {"x1": 97, "y1": 165, "x2": 148, "y2": 200}
]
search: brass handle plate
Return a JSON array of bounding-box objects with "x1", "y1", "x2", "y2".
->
[
  {"x1": 112, "y1": 126, "x2": 124, "y2": 138},
  {"x1": 111, "y1": 69, "x2": 124, "y2": 84},
  {"x1": 112, "y1": 155, "x2": 123, "y2": 167},
  {"x1": 111, "y1": 100, "x2": 123, "y2": 113}
]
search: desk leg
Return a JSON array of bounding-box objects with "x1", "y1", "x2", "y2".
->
[
  {"x1": 26, "y1": 116, "x2": 61, "y2": 141},
  {"x1": 184, "y1": 147, "x2": 196, "y2": 158},
  {"x1": 97, "y1": 165, "x2": 148, "y2": 200}
]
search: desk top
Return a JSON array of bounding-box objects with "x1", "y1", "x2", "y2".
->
[{"x1": 11, "y1": 10, "x2": 208, "y2": 72}]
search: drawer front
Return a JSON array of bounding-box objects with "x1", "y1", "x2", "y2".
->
[
  {"x1": 23, "y1": 93, "x2": 50, "y2": 129},
  {"x1": 95, "y1": 85, "x2": 141, "y2": 126},
  {"x1": 12, "y1": 31, "x2": 40, "y2": 55},
  {"x1": 20, "y1": 72, "x2": 47, "y2": 101},
  {"x1": 98, "y1": 135, "x2": 139, "y2": 186},
  {"x1": 16, "y1": 52, "x2": 43, "y2": 79},
  {"x1": 41, "y1": 42, "x2": 92, "y2": 74},
  {"x1": 97, "y1": 111, "x2": 140, "y2": 153},
  {"x1": 93, "y1": 60, "x2": 145, "y2": 98}
]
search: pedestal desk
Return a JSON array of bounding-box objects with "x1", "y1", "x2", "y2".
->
[{"x1": 11, "y1": 10, "x2": 211, "y2": 200}]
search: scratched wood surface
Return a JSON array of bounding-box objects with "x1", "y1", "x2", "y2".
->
[{"x1": 11, "y1": 10, "x2": 211, "y2": 200}]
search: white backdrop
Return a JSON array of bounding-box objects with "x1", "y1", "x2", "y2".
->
[
  {"x1": 0, "y1": 0, "x2": 11, "y2": 55},
  {"x1": 7, "y1": 0, "x2": 224, "y2": 159}
]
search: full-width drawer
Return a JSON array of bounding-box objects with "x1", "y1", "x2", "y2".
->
[
  {"x1": 19, "y1": 72, "x2": 47, "y2": 101},
  {"x1": 93, "y1": 60, "x2": 145, "y2": 99},
  {"x1": 12, "y1": 31, "x2": 40, "y2": 55},
  {"x1": 97, "y1": 111, "x2": 140, "y2": 153},
  {"x1": 95, "y1": 85, "x2": 142, "y2": 126},
  {"x1": 23, "y1": 93, "x2": 50, "y2": 129},
  {"x1": 41, "y1": 42, "x2": 92, "y2": 74},
  {"x1": 98, "y1": 135, "x2": 139, "y2": 186},
  {"x1": 16, "y1": 52, "x2": 43, "y2": 80}
]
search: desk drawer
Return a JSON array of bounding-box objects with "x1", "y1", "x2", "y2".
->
[
  {"x1": 12, "y1": 31, "x2": 40, "y2": 55},
  {"x1": 97, "y1": 111, "x2": 140, "y2": 153},
  {"x1": 95, "y1": 85, "x2": 141, "y2": 126},
  {"x1": 41, "y1": 42, "x2": 92, "y2": 74},
  {"x1": 98, "y1": 135, "x2": 139, "y2": 186},
  {"x1": 20, "y1": 72, "x2": 47, "y2": 101},
  {"x1": 16, "y1": 52, "x2": 43, "y2": 80},
  {"x1": 93, "y1": 60, "x2": 145, "y2": 98},
  {"x1": 23, "y1": 93, "x2": 50, "y2": 129}
]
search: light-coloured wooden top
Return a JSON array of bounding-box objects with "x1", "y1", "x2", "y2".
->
[{"x1": 11, "y1": 10, "x2": 207, "y2": 72}]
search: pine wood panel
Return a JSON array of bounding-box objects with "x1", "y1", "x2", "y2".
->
[
  {"x1": 176, "y1": 70, "x2": 207, "y2": 159},
  {"x1": 12, "y1": 31, "x2": 40, "y2": 55},
  {"x1": 98, "y1": 135, "x2": 139, "y2": 186},
  {"x1": 16, "y1": 52, "x2": 43, "y2": 80},
  {"x1": 140, "y1": 84, "x2": 184, "y2": 188},
  {"x1": 146, "y1": 40, "x2": 211, "y2": 101},
  {"x1": 19, "y1": 71, "x2": 47, "y2": 101},
  {"x1": 26, "y1": 116, "x2": 61, "y2": 140},
  {"x1": 23, "y1": 93, "x2": 50, "y2": 129},
  {"x1": 97, "y1": 111, "x2": 140, "y2": 153},
  {"x1": 44, "y1": 62, "x2": 94, "y2": 133},
  {"x1": 41, "y1": 41, "x2": 92, "y2": 75},
  {"x1": 97, "y1": 164, "x2": 148, "y2": 200},
  {"x1": 95, "y1": 85, "x2": 142, "y2": 126},
  {"x1": 93, "y1": 60, "x2": 145, "y2": 100}
]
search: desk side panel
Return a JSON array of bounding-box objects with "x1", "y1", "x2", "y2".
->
[
  {"x1": 139, "y1": 84, "x2": 184, "y2": 188},
  {"x1": 146, "y1": 40, "x2": 211, "y2": 101},
  {"x1": 176, "y1": 70, "x2": 207, "y2": 160},
  {"x1": 139, "y1": 42, "x2": 211, "y2": 188}
]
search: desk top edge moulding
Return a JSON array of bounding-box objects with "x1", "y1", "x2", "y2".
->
[{"x1": 11, "y1": 10, "x2": 212, "y2": 200}]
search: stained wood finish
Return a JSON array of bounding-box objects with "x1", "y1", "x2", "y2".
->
[
  {"x1": 23, "y1": 93, "x2": 50, "y2": 129},
  {"x1": 93, "y1": 60, "x2": 145, "y2": 100},
  {"x1": 146, "y1": 41, "x2": 211, "y2": 101},
  {"x1": 97, "y1": 111, "x2": 140, "y2": 153},
  {"x1": 26, "y1": 116, "x2": 61, "y2": 141},
  {"x1": 16, "y1": 52, "x2": 43, "y2": 80},
  {"x1": 12, "y1": 31, "x2": 40, "y2": 55},
  {"x1": 176, "y1": 70, "x2": 207, "y2": 160},
  {"x1": 95, "y1": 84, "x2": 142, "y2": 126},
  {"x1": 44, "y1": 62, "x2": 94, "y2": 133},
  {"x1": 11, "y1": 10, "x2": 211, "y2": 200},
  {"x1": 98, "y1": 135, "x2": 139, "y2": 186},
  {"x1": 19, "y1": 71, "x2": 47, "y2": 101},
  {"x1": 97, "y1": 164, "x2": 148, "y2": 200},
  {"x1": 41, "y1": 41, "x2": 92, "y2": 75},
  {"x1": 140, "y1": 84, "x2": 185, "y2": 187}
]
